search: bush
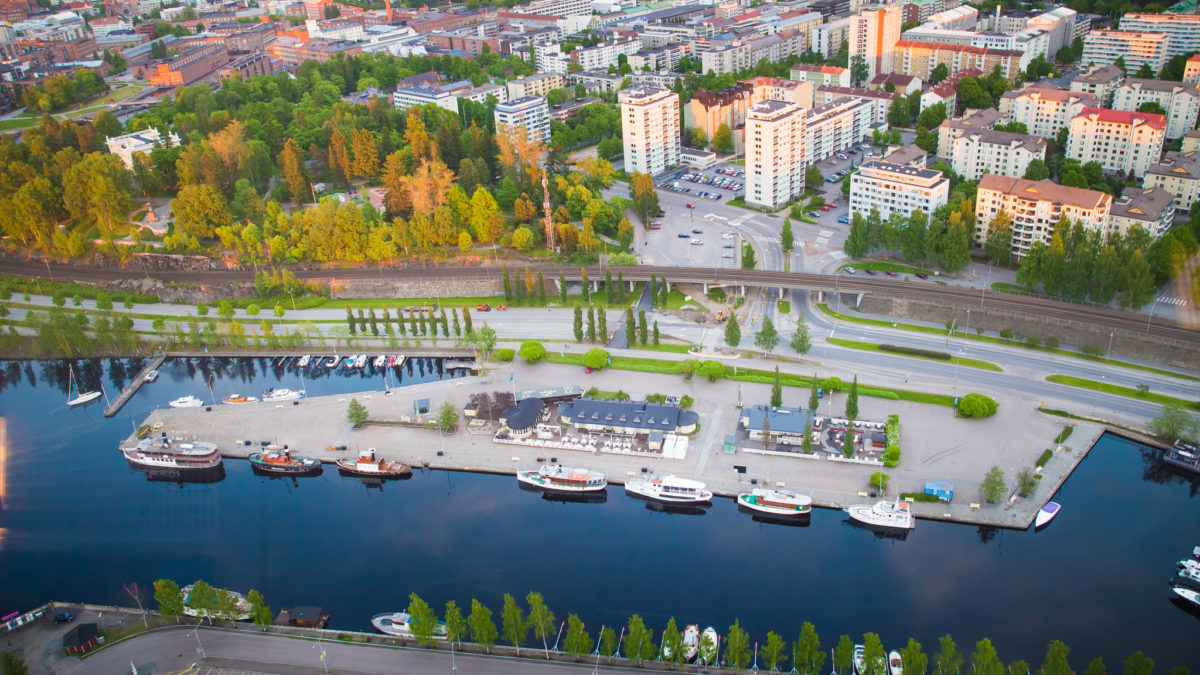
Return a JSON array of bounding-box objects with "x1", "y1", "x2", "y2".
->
[
  {"x1": 1016, "y1": 468, "x2": 1037, "y2": 498},
  {"x1": 614, "y1": 390, "x2": 631, "y2": 401},
  {"x1": 698, "y1": 360, "x2": 726, "y2": 382},
  {"x1": 879, "y1": 344, "x2": 951, "y2": 360},
  {"x1": 645, "y1": 393, "x2": 666, "y2": 403},
  {"x1": 899, "y1": 492, "x2": 940, "y2": 503},
  {"x1": 1081, "y1": 345, "x2": 1104, "y2": 357},
  {"x1": 957, "y1": 393, "x2": 998, "y2": 418},
  {"x1": 869, "y1": 472, "x2": 890, "y2": 490},
  {"x1": 679, "y1": 395, "x2": 694, "y2": 409},
  {"x1": 585, "y1": 386, "x2": 600, "y2": 398},
  {"x1": 1035, "y1": 448, "x2": 1053, "y2": 468},
  {"x1": 1024, "y1": 336, "x2": 1041, "y2": 348},
  {"x1": 518, "y1": 340, "x2": 547, "y2": 363},
  {"x1": 1000, "y1": 328, "x2": 1013, "y2": 339},
  {"x1": 680, "y1": 359, "x2": 701, "y2": 380},
  {"x1": 1045, "y1": 336, "x2": 1059, "y2": 349},
  {"x1": 582, "y1": 348, "x2": 610, "y2": 370},
  {"x1": 1054, "y1": 425, "x2": 1074, "y2": 443},
  {"x1": 882, "y1": 447, "x2": 900, "y2": 467},
  {"x1": 819, "y1": 376, "x2": 843, "y2": 391},
  {"x1": 707, "y1": 288, "x2": 727, "y2": 302},
  {"x1": 493, "y1": 348, "x2": 515, "y2": 362}
]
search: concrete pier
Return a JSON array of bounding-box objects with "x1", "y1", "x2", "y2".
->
[
  {"x1": 132, "y1": 364, "x2": 1106, "y2": 531},
  {"x1": 104, "y1": 353, "x2": 167, "y2": 418}
]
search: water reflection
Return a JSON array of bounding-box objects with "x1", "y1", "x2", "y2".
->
[{"x1": 130, "y1": 463, "x2": 227, "y2": 485}]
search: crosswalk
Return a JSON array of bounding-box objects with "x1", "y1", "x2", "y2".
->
[{"x1": 1156, "y1": 295, "x2": 1188, "y2": 307}]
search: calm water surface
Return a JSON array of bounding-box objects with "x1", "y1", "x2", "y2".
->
[{"x1": 0, "y1": 358, "x2": 1197, "y2": 668}]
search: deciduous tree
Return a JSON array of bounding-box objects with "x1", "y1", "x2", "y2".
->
[{"x1": 468, "y1": 598, "x2": 498, "y2": 652}]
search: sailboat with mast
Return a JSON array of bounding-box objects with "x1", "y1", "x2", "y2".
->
[{"x1": 66, "y1": 364, "x2": 102, "y2": 407}]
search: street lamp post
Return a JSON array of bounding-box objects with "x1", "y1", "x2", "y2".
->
[
  {"x1": 1106, "y1": 331, "x2": 1114, "y2": 362},
  {"x1": 188, "y1": 627, "x2": 206, "y2": 662}
]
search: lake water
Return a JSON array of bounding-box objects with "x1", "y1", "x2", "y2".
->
[{"x1": 0, "y1": 358, "x2": 1197, "y2": 669}]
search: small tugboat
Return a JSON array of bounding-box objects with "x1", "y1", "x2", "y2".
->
[
  {"x1": 249, "y1": 447, "x2": 322, "y2": 476},
  {"x1": 142, "y1": 370, "x2": 159, "y2": 383},
  {"x1": 222, "y1": 393, "x2": 258, "y2": 404},
  {"x1": 625, "y1": 475, "x2": 712, "y2": 504},
  {"x1": 261, "y1": 387, "x2": 304, "y2": 402},
  {"x1": 846, "y1": 499, "x2": 915, "y2": 531},
  {"x1": 371, "y1": 611, "x2": 448, "y2": 637},
  {"x1": 889, "y1": 650, "x2": 904, "y2": 675},
  {"x1": 122, "y1": 434, "x2": 222, "y2": 471},
  {"x1": 336, "y1": 448, "x2": 411, "y2": 478},
  {"x1": 737, "y1": 488, "x2": 812, "y2": 520},
  {"x1": 698, "y1": 627, "x2": 719, "y2": 665},
  {"x1": 1163, "y1": 440, "x2": 1200, "y2": 475},
  {"x1": 517, "y1": 464, "x2": 607, "y2": 493},
  {"x1": 168, "y1": 395, "x2": 205, "y2": 408},
  {"x1": 1035, "y1": 502, "x2": 1061, "y2": 529}
]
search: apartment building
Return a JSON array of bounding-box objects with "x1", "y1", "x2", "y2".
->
[
  {"x1": 684, "y1": 81, "x2": 754, "y2": 148},
  {"x1": 569, "y1": 70, "x2": 624, "y2": 93},
  {"x1": 1108, "y1": 186, "x2": 1175, "y2": 238},
  {"x1": 627, "y1": 43, "x2": 690, "y2": 73},
  {"x1": 974, "y1": 175, "x2": 1113, "y2": 259},
  {"x1": 620, "y1": 85, "x2": 681, "y2": 176},
  {"x1": 1069, "y1": 65, "x2": 1124, "y2": 107},
  {"x1": 506, "y1": 72, "x2": 564, "y2": 99},
  {"x1": 920, "y1": 67, "x2": 982, "y2": 115},
  {"x1": 998, "y1": 87, "x2": 1099, "y2": 139},
  {"x1": 494, "y1": 96, "x2": 550, "y2": 145},
  {"x1": 392, "y1": 84, "x2": 461, "y2": 112},
  {"x1": 790, "y1": 63, "x2": 851, "y2": 88},
  {"x1": 1184, "y1": 129, "x2": 1200, "y2": 153},
  {"x1": 1145, "y1": 150, "x2": 1200, "y2": 210},
  {"x1": 1080, "y1": 30, "x2": 1168, "y2": 74},
  {"x1": 849, "y1": 6, "x2": 903, "y2": 82},
  {"x1": 1111, "y1": 78, "x2": 1200, "y2": 140},
  {"x1": 850, "y1": 160, "x2": 950, "y2": 221},
  {"x1": 744, "y1": 100, "x2": 807, "y2": 210},
  {"x1": 1066, "y1": 107, "x2": 1165, "y2": 178},
  {"x1": 812, "y1": 17, "x2": 851, "y2": 58},
  {"x1": 937, "y1": 107, "x2": 1003, "y2": 157},
  {"x1": 521, "y1": 0, "x2": 591, "y2": 17},
  {"x1": 1119, "y1": 12, "x2": 1200, "y2": 59},
  {"x1": 950, "y1": 129, "x2": 1046, "y2": 181},
  {"x1": 814, "y1": 85, "x2": 899, "y2": 127},
  {"x1": 806, "y1": 97, "x2": 876, "y2": 163},
  {"x1": 571, "y1": 38, "x2": 642, "y2": 72},
  {"x1": 892, "y1": 40, "x2": 1022, "y2": 82},
  {"x1": 1185, "y1": 54, "x2": 1200, "y2": 84},
  {"x1": 105, "y1": 128, "x2": 182, "y2": 170}
]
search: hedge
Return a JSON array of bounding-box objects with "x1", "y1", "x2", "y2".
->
[
  {"x1": 879, "y1": 343, "x2": 951, "y2": 360},
  {"x1": 1036, "y1": 448, "x2": 1053, "y2": 468},
  {"x1": 492, "y1": 348, "x2": 515, "y2": 362},
  {"x1": 899, "y1": 492, "x2": 940, "y2": 503}
]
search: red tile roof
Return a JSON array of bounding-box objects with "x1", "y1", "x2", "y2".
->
[{"x1": 1074, "y1": 106, "x2": 1166, "y2": 130}]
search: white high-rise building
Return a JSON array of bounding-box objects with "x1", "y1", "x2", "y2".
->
[
  {"x1": 1081, "y1": 30, "x2": 1168, "y2": 75},
  {"x1": 1119, "y1": 13, "x2": 1200, "y2": 59},
  {"x1": 620, "y1": 86, "x2": 681, "y2": 176},
  {"x1": 744, "y1": 100, "x2": 807, "y2": 210},
  {"x1": 975, "y1": 175, "x2": 1113, "y2": 259},
  {"x1": 949, "y1": 130, "x2": 1046, "y2": 181},
  {"x1": 998, "y1": 87, "x2": 1099, "y2": 139},
  {"x1": 494, "y1": 96, "x2": 551, "y2": 145},
  {"x1": 1066, "y1": 107, "x2": 1166, "y2": 179},
  {"x1": 850, "y1": 160, "x2": 949, "y2": 221},
  {"x1": 1111, "y1": 78, "x2": 1200, "y2": 141},
  {"x1": 849, "y1": 6, "x2": 902, "y2": 83}
]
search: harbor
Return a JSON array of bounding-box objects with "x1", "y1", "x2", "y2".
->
[{"x1": 129, "y1": 356, "x2": 1106, "y2": 530}]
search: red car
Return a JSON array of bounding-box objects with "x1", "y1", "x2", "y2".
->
[
  {"x1": 585, "y1": 366, "x2": 594, "y2": 373},
  {"x1": 686, "y1": 203, "x2": 695, "y2": 209},
  {"x1": 496, "y1": 304, "x2": 507, "y2": 311},
  {"x1": 476, "y1": 303, "x2": 491, "y2": 311},
  {"x1": 884, "y1": 270, "x2": 897, "y2": 277},
  {"x1": 915, "y1": 273, "x2": 929, "y2": 280},
  {"x1": 820, "y1": 205, "x2": 832, "y2": 211}
]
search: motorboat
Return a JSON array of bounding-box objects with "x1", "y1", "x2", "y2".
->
[
  {"x1": 386, "y1": 355, "x2": 396, "y2": 367},
  {"x1": 168, "y1": 395, "x2": 205, "y2": 408},
  {"x1": 625, "y1": 475, "x2": 712, "y2": 504},
  {"x1": 889, "y1": 650, "x2": 904, "y2": 675},
  {"x1": 371, "y1": 612, "x2": 447, "y2": 637},
  {"x1": 261, "y1": 387, "x2": 304, "y2": 402},
  {"x1": 297, "y1": 355, "x2": 311, "y2": 368},
  {"x1": 336, "y1": 448, "x2": 411, "y2": 478},
  {"x1": 122, "y1": 434, "x2": 221, "y2": 471},
  {"x1": 373, "y1": 355, "x2": 387, "y2": 368},
  {"x1": 698, "y1": 627, "x2": 719, "y2": 665},
  {"x1": 325, "y1": 355, "x2": 340, "y2": 368},
  {"x1": 737, "y1": 488, "x2": 812, "y2": 519},
  {"x1": 222, "y1": 394, "x2": 258, "y2": 404},
  {"x1": 1178, "y1": 559, "x2": 1200, "y2": 574},
  {"x1": 1194, "y1": 545, "x2": 1200, "y2": 559},
  {"x1": 342, "y1": 356, "x2": 356, "y2": 367},
  {"x1": 1172, "y1": 583, "x2": 1200, "y2": 607},
  {"x1": 517, "y1": 464, "x2": 607, "y2": 493},
  {"x1": 853, "y1": 644, "x2": 866, "y2": 675},
  {"x1": 845, "y1": 499, "x2": 915, "y2": 531},
  {"x1": 354, "y1": 354, "x2": 368, "y2": 368},
  {"x1": 181, "y1": 585, "x2": 250, "y2": 620},
  {"x1": 66, "y1": 365, "x2": 102, "y2": 407},
  {"x1": 249, "y1": 448, "x2": 322, "y2": 476},
  {"x1": 1035, "y1": 502, "x2": 1061, "y2": 528},
  {"x1": 142, "y1": 370, "x2": 159, "y2": 383},
  {"x1": 681, "y1": 625, "x2": 700, "y2": 662}
]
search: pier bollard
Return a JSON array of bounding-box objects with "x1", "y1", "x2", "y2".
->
[{"x1": 437, "y1": 451, "x2": 444, "y2": 456}]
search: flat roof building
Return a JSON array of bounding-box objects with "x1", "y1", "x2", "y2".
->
[
  {"x1": 494, "y1": 95, "x2": 551, "y2": 145},
  {"x1": 1081, "y1": 30, "x2": 1168, "y2": 74},
  {"x1": 949, "y1": 129, "x2": 1046, "y2": 181},
  {"x1": 745, "y1": 100, "x2": 806, "y2": 210},
  {"x1": 557, "y1": 399, "x2": 700, "y2": 435},
  {"x1": 620, "y1": 85, "x2": 681, "y2": 176},
  {"x1": 850, "y1": 160, "x2": 950, "y2": 222}
]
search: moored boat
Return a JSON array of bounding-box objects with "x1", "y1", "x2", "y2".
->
[
  {"x1": 222, "y1": 393, "x2": 258, "y2": 404},
  {"x1": 143, "y1": 370, "x2": 159, "y2": 382},
  {"x1": 325, "y1": 355, "x2": 339, "y2": 368},
  {"x1": 517, "y1": 464, "x2": 607, "y2": 492},
  {"x1": 698, "y1": 627, "x2": 719, "y2": 665},
  {"x1": 297, "y1": 355, "x2": 311, "y2": 368},
  {"x1": 373, "y1": 355, "x2": 387, "y2": 368},
  {"x1": 1035, "y1": 502, "x2": 1061, "y2": 528},
  {"x1": 846, "y1": 499, "x2": 915, "y2": 531},
  {"x1": 737, "y1": 488, "x2": 812, "y2": 519},
  {"x1": 853, "y1": 644, "x2": 866, "y2": 674},
  {"x1": 168, "y1": 395, "x2": 205, "y2": 408},
  {"x1": 889, "y1": 650, "x2": 904, "y2": 675},
  {"x1": 261, "y1": 387, "x2": 305, "y2": 402},
  {"x1": 122, "y1": 434, "x2": 222, "y2": 471},
  {"x1": 682, "y1": 624, "x2": 700, "y2": 662},
  {"x1": 371, "y1": 611, "x2": 447, "y2": 637},
  {"x1": 1194, "y1": 545, "x2": 1200, "y2": 559},
  {"x1": 66, "y1": 365, "x2": 102, "y2": 407},
  {"x1": 1173, "y1": 583, "x2": 1200, "y2": 607},
  {"x1": 336, "y1": 448, "x2": 411, "y2": 478},
  {"x1": 249, "y1": 448, "x2": 322, "y2": 475},
  {"x1": 181, "y1": 585, "x2": 251, "y2": 620},
  {"x1": 625, "y1": 475, "x2": 712, "y2": 504},
  {"x1": 386, "y1": 355, "x2": 396, "y2": 367}
]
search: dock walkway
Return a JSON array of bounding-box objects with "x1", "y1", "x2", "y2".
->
[{"x1": 104, "y1": 353, "x2": 166, "y2": 418}]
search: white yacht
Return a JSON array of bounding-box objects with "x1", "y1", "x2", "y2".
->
[
  {"x1": 66, "y1": 365, "x2": 102, "y2": 407},
  {"x1": 737, "y1": 488, "x2": 812, "y2": 519},
  {"x1": 168, "y1": 395, "x2": 205, "y2": 408},
  {"x1": 325, "y1": 355, "x2": 340, "y2": 368},
  {"x1": 846, "y1": 499, "x2": 915, "y2": 531},
  {"x1": 682, "y1": 624, "x2": 700, "y2": 662},
  {"x1": 698, "y1": 627, "x2": 719, "y2": 665},
  {"x1": 1172, "y1": 584, "x2": 1200, "y2": 607},
  {"x1": 261, "y1": 387, "x2": 304, "y2": 402},
  {"x1": 371, "y1": 611, "x2": 447, "y2": 637},
  {"x1": 373, "y1": 355, "x2": 387, "y2": 368},
  {"x1": 517, "y1": 464, "x2": 607, "y2": 493},
  {"x1": 142, "y1": 370, "x2": 159, "y2": 382},
  {"x1": 354, "y1": 354, "x2": 367, "y2": 368},
  {"x1": 625, "y1": 475, "x2": 712, "y2": 504},
  {"x1": 889, "y1": 650, "x2": 904, "y2": 675}
]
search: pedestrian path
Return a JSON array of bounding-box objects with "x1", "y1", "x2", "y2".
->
[{"x1": 1155, "y1": 294, "x2": 1188, "y2": 307}]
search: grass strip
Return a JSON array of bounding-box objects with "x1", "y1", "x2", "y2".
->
[
  {"x1": 1055, "y1": 425, "x2": 1075, "y2": 444},
  {"x1": 1045, "y1": 375, "x2": 1200, "y2": 410},
  {"x1": 829, "y1": 337, "x2": 1003, "y2": 372},
  {"x1": 837, "y1": 261, "x2": 931, "y2": 275},
  {"x1": 816, "y1": 303, "x2": 1200, "y2": 382}
]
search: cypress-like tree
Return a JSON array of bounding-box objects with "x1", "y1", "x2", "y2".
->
[
  {"x1": 625, "y1": 307, "x2": 635, "y2": 345},
  {"x1": 573, "y1": 303, "x2": 584, "y2": 342},
  {"x1": 846, "y1": 374, "x2": 859, "y2": 420},
  {"x1": 587, "y1": 306, "x2": 596, "y2": 342}
]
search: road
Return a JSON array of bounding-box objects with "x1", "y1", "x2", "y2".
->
[{"x1": 67, "y1": 626, "x2": 687, "y2": 675}]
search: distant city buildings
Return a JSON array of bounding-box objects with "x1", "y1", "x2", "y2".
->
[
  {"x1": 1118, "y1": 12, "x2": 1200, "y2": 59},
  {"x1": 850, "y1": 160, "x2": 950, "y2": 221},
  {"x1": 1145, "y1": 150, "x2": 1200, "y2": 210},
  {"x1": 1111, "y1": 78, "x2": 1200, "y2": 140},
  {"x1": 999, "y1": 87, "x2": 1100, "y2": 139},
  {"x1": 892, "y1": 40, "x2": 1022, "y2": 82},
  {"x1": 494, "y1": 96, "x2": 551, "y2": 145},
  {"x1": 1070, "y1": 65, "x2": 1125, "y2": 107},
  {"x1": 974, "y1": 175, "x2": 1113, "y2": 259},
  {"x1": 620, "y1": 85, "x2": 680, "y2": 176}
]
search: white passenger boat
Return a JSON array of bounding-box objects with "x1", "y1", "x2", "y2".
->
[
  {"x1": 517, "y1": 464, "x2": 607, "y2": 493},
  {"x1": 625, "y1": 475, "x2": 712, "y2": 504},
  {"x1": 737, "y1": 488, "x2": 812, "y2": 518},
  {"x1": 1035, "y1": 501, "x2": 1061, "y2": 528},
  {"x1": 168, "y1": 395, "x2": 205, "y2": 408},
  {"x1": 122, "y1": 435, "x2": 221, "y2": 471},
  {"x1": 682, "y1": 624, "x2": 700, "y2": 662},
  {"x1": 297, "y1": 355, "x2": 311, "y2": 368},
  {"x1": 354, "y1": 354, "x2": 367, "y2": 368},
  {"x1": 373, "y1": 355, "x2": 387, "y2": 368},
  {"x1": 1172, "y1": 584, "x2": 1200, "y2": 607},
  {"x1": 1178, "y1": 559, "x2": 1200, "y2": 574},
  {"x1": 845, "y1": 499, "x2": 915, "y2": 531},
  {"x1": 371, "y1": 611, "x2": 447, "y2": 637},
  {"x1": 698, "y1": 627, "x2": 719, "y2": 665},
  {"x1": 889, "y1": 650, "x2": 904, "y2": 675},
  {"x1": 261, "y1": 387, "x2": 304, "y2": 402}
]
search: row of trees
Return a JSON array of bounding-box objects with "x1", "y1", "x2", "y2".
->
[
  {"x1": 152, "y1": 579, "x2": 272, "y2": 628},
  {"x1": 843, "y1": 203, "x2": 974, "y2": 273}
]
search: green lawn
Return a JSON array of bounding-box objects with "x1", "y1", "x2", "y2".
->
[
  {"x1": 632, "y1": 343, "x2": 694, "y2": 354},
  {"x1": 776, "y1": 301, "x2": 791, "y2": 314},
  {"x1": 829, "y1": 337, "x2": 1003, "y2": 371},
  {"x1": 991, "y1": 281, "x2": 1029, "y2": 294},
  {"x1": 1045, "y1": 374, "x2": 1200, "y2": 410},
  {"x1": 728, "y1": 159, "x2": 746, "y2": 166},
  {"x1": 816, "y1": 303, "x2": 1200, "y2": 382},
  {"x1": 664, "y1": 289, "x2": 707, "y2": 311},
  {"x1": 838, "y1": 261, "x2": 931, "y2": 276}
]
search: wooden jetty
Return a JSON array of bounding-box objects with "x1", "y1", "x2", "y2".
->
[{"x1": 104, "y1": 353, "x2": 167, "y2": 418}]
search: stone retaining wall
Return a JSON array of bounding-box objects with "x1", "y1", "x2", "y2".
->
[{"x1": 330, "y1": 277, "x2": 504, "y2": 299}]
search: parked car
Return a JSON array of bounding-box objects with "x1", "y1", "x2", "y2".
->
[
  {"x1": 845, "y1": 267, "x2": 856, "y2": 274},
  {"x1": 722, "y1": 253, "x2": 734, "y2": 258},
  {"x1": 820, "y1": 205, "x2": 832, "y2": 211},
  {"x1": 865, "y1": 269, "x2": 877, "y2": 276},
  {"x1": 837, "y1": 217, "x2": 849, "y2": 224},
  {"x1": 691, "y1": 229, "x2": 703, "y2": 234},
  {"x1": 690, "y1": 239, "x2": 703, "y2": 245},
  {"x1": 915, "y1": 272, "x2": 929, "y2": 279},
  {"x1": 677, "y1": 232, "x2": 691, "y2": 238},
  {"x1": 656, "y1": 210, "x2": 665, "y2": 217},
  {"x1": 476, "y1": 303, "x2": 491, "y2": 311},
  {"x1": 709, "y1": 193, "x2": 720, "y2": 200},
  {"x1": 722, "y1": 232, "x2": 734, "y2": 239},
  {"x1": 884, "y1": 270, "x2": 897, "y2": 277},
  {"x1": 54, "y1": 612, "x2": 76, "y2": 624},
  {"x1": 496, "y1": 304, "x2": 508, "y2": 310},
  {"x1": 723, "y1": 243, "x2": 734, "y2": 248}
]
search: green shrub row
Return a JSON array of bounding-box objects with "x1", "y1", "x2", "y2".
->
[
  {"x1": 879, "y1": 344, "x2": 951, "y2": 360},
  {"x1": 899, "y1": 492, "x2": 940, "y2": 503},
  {"x1": 0, "y1": 275, "x2": 159, "y2": 304},
  {"x1": 1035, "y1": 449, "x2": 1053, "y2": 468}
]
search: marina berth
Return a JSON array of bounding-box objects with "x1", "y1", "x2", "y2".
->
[{"x1": 845, "y1": 499, "x2": 916, "y2": 531}]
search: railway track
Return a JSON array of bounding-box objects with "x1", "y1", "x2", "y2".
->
[{"x1": 3, "y1": 259, "x2": 1195, "y2": 341}]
